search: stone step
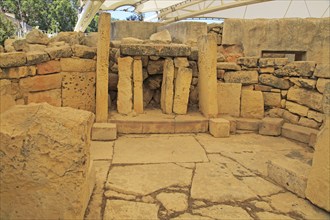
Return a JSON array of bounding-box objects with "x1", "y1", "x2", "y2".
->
[
  {"x1": 235, "y1": 118, "x2": 261, "y2": 131},
  {"x1": 209, "y1": 118, "x2": 230, "y2": 138},
  {"x1": 268, "y1": 157, "x2": 311, "y2": 198},
  {"x1": 281, "y1": 123, "x2": 319, "y2": 145},
  {"x1": 91, "y1": 123, "x2": 117, "y2": 141}
]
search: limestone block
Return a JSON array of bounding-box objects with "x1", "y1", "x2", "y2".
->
[
  {"x1": 275, "y1": 61, "x2": 316, "y2": 77},
  {"x1": 224, "y1": 71, "x2": 258, "y2": 85},
  {"x1": 161, "y1": 58, "x2": 175, "y2": 114},
  {"x1": 281, "y1": 123, "x2": 319, "y2": 144},
  {"x1": 217, "y1": 82, "x2": 241, "y2": 117},
  {"x1": 259, "y1": 58, "x2": 275, "y2": 67},
  {"x1": 60, "y1": 58, "x2": 96, "y2": 72},
  {"x1": 121, "y1": 37, "x2": 144, "y2": 44},
  {"x1": 237, "y1": 57, "x2": 258, "y2": 67},
  {"x1": 268, "y1": 158, "x2": 310, "y2": 198},
  {"x1": 298, "y1": 117, "x2": 320, "y2": 129},
  {"x1": 25, "y1": 44, "x2": 46, "y2": 52},
  {"x1": 282, "y1": 110, "x2": 299, "y2": 124},
  {"x1": 216, "y1": 62, "x2": 241, "y2": 71},
  {"x1": 0, "y1": 52, "x2": 26, "y2": 68},
  {"x1": 263, "y1": 92, "x2": 281, "y2": 107},
  {"x1": 120, "y1": 44, "x2": 191, "y2": 57},
  {"x1": 62, "y1": 72, "x2": 96, "y2": 112},
  {"x1": 307, "y1": 110, "x2": 324, "y2": 123},
  {"x1": 0, "y1": 94, "x2": 16, "y2": 114},
  {"x1": 220, "y1": 115, "x2": 237, "y2": 134},
  {"x1": 285, "y1": 101, "x2": 309, "y2": 116},
  {"x1": 45, "y1": 45, "x2": 72, "y2": 59},
  {"x1": 92, "y1": 123, "x2": 117, "y2": 141},
  {"x1": 236, "y1": 118, "x2": 261, "y2": 131},
  {"x1": 174, "y1": 57, "x2": 189, "y2": 68},
  {"x1": 25, "y1": 51, "x2": 49, "y2": 65},
  {"x1": 117, "y1": 57, "x2": 133, "y2": 114},
  {"x1": 27, "y1": 89, "x2": 61, "y2": 107},
  {"x1": 259, "y1": 67, "x2": 275, "y2": 73},
  {"x1": 26, "y1": 29, "x2": 49, "y2": 45},
  {"x1": 240, "y1": 90, "x2": 264, "y2": 119},
  {"x1": 289, "y1": 78, "x2": 316, "y2": 90},
  {"x1": 314, "y1": 64, "x2": 330, "y2": 79},
  {"x1": 149, "y1": 29, "x2": 172, "y2": 43},
  {"x1": 259, "y1": 74, "x2": 291, "y2": 89},
  {"x1": 0, "y1": 103, "x2": 95, "y2": 219},
  {"x1": 4, "y1": 39, "x2": 15, "y2": 52},
  {"x1": 198, "y1": 34, "x2": 218, "y2": 117},
  {"x1": 316, "y1": 78, "x2": 330, "y2": 93},
  {"x1": 37, "y1": 60, "x2": 61, "y2": 74},
  {"x1": 259, "y1": 117, "x2": 284, "y2": 136},
  {"x1": 209, "y1": 118, "x2": 230, "y2": 138},
  {"x1": 173, "y1": 68, "x2": 192, "y2": 114},
  {"x1": 306, "y1": 117, "x2": 330, "y2": 211},
  {"x1": 287, "y1": 87, "x2": 323, "y2": 111},
  {"x1": 72, "y1": 44, "x2": 96, "y2": 59},
  {"x1": 323, "y1": 83, "x2": 330, "y2": 115},
  {"x1": 133, "y1": 59, "x2": 143, "y2": 114},
  {"x1": 19, "y1": 73, "x2": 62, "y2": 92},
  {"x1": 0, "y1": 66, "x2": 36, "y2": 79},
  {"x1": 254, "y1": 84, "x2": 272, "y2": 92},
  {"x1": 274, "y1": 58, "x2": 289, "y2": 67},
  {"x1": 147, "y1": 60, "x2": 164, "y2": 75},
  {"x1": 156, "y1": 192, "x2": 188, "y2": 212}
]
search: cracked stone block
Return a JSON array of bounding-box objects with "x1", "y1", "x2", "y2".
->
[
  {"x1": 209, "y1": 118, "x2": 230, "y2": 138},
  {"x1": 193, "y1": 204, "x2": 253, "y2": 220},
  {"x1": 281, "y1": 123, "x2": 319, "y2": 144},
  {"x1": 91, "y1": 123, "x2": 117, "y2": 141},
  {"x1": 156, "y1": 192, "x2": 188, "y2": 212},
  {"x1": 259, "y1": 117, "x2": 284, "y2": 136}
]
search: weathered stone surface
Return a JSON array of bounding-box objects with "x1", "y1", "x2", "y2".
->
[
  {"x1": 120, "y1": 44, "x2": 191, "y2": 56},
  {"x1": 259, "y1": 74, "x2": 291, "y2": 89},
  {"x1": 282, "y1": 110, "x2": 299, "y2": 124},
  {"x1": 254, "y1": 84, "x2": 272, "y2": 92},
  {"x1": 103, "y1": 200, "x2": 159, "y2": 220},
  {"x1": 242, "y1": 176, "x2": 283, "y2": 197},
  {"x1": 60, "y1": 58, "x2": 96, "y2": 72},
  {"x1": 174, "y1": 57, "x2": 189, "y2": 68},
  {"x1": 112, "y1": 136, "x2": 208, "y2": 164},
  {"x1": 172, "y1": 213, "x2": 213, "y2": 220},
  {"x1": 4, "y1": 39, "x2": 15, "y2": 52},
  {"x1": 27, "y1": 89, "x2": 61, "y2": 106},
  {"x1": 236, "y1": 118, "x2": 261, "y2": 131},
  {"x1": 161, "y1": 58, "x2": 175, "y2": 114},
  {"x1": 147, "y1": 60, "x2": 164, "y2": 75},
  {"x1": 275, "y1": 61, "x2": 316, "y2": 77},
  {"x1": 193, "y1": 205, "x2": 253, "y2": 220},
  {"x1": 117, "y1": 57, "x2": 133, "y2": 114},
  {"x1": 105, "y1": 163, "x2": 192, "y2": 195},
  {"x1": 90, "y1": 141, "x2": 113, "y2": 160},
  {"x1": 25, "y1": 43, "x2": 47, "y2": 52},
  {"x1": 0, "y1": 103, "x2": 95, "y2": 219},
  {"x1": 306, "y1": 115, "x2": 330, "y2": 211},
  {"x1": 240, "y1": 90, "x2": 264, "y2": 119},
  {"x1": 259, "y1": 67, "x2": 275, "y2": 73},
  {"x1": 37, "y1": 60, "x2": 61, "y2": 74},
  {"x1": 0, "y1": 52, "x2": 26, "y2": 68},
  {"x1": 26, "y1": 51, "x2": 50, "y2": 65},
  {"x1": 298, "y1": 117, "x2": 320, "y2": 129},
  {"x1": 307, "y1": 110, "x2": 324, "y2": 123},
  {"x1": 61, "y1": 72, "x2": 95, "y2": 112},
  {"x1": 92, "y1": 123, "x2": 117, "y2": 141},
  {"x1": 314, "y1": 64, "x2": 330, "y2": 79},
  {"x1": 237, "y1": 57, "x2": 258, "y2": 67},
  {"x1": 149, "y1": 29, "x2": 172, "y2": 43},
  {"x1": 108, "y1": 73, "x2": 118, "y2": 90},
  {"x1": 72, "y1": 44, "x2": 96, "y2": 59},
  {"x1": 156, "y1": 192, "x2": 188, "y2": 212},
  {"x1": 50, "y1": 31, "x2": 85, "y2": 45},
  {"x1": 217, "y1": 83, "x2": 241, "y2": 117},
  {"x1": 259, "y1": 117, "x2": 284, "y2": 136},
  {"x1": 0, "y1": 80, "x2": 16, "y2": 113},
  {"x1": 209, "y1": 118, "x2": 230, "y2": 138},
  {"x1": 316, "y1": 78, "x2": 330, "y2": 93},
  {"x1": 173, "y1": 68, "x2": 192, "y2": 114},
  {"x1": 281, "y1": 123, "x2": 319, "y2": 144},
  {"x1": 133, "y1": 59, "x2": 144, "y2": 113},
  {"x1": 285, "y1": 101, "x2": 309, "y2": 116},
  {"x1": 268, "y1": 157, "x2": 310, "y2": 198},
  {"x1": 0, "y1": 66, "x2": 36, "y2": 79},
  {"x1": 45, "y1": 45, "x2": 72, "y2": 59},
  {"x1": 20, "y1": 73, "x2": 62, "y2": 92},
  {"x1": 121, "y1": 37, "x2": 144, "y2": 44},
  {"x1": 198, "y1": 34, "x2": 218, "y2": 117},
  {"x1": 259, "y1": 58, "x2": 275, "y2": 67},
  {"x1": 287, "y1": 87, "x2": 323, "y2": 111},
  {"x1": 104, "y1": 190, "x2": 136, "y2": 200},
  {"x1": 217, "y1": 62, "x2": 241, "y2": 70},
  {"x1": 323, "y1": 83, "x2": 330, "y2": 115},
  {"x1": 26, "y1": 29, "x2": 49, "y2": 45},
  {"x1": 274, "y1": 58, "x2": 289, "y2": 67},
  {"x1": 289, "y1": 78, "x2": 316, "y2": 90},
  {"x1": 224, "y1": 71, "x2": 258, "y2": 85},
  {"x1": 263, "y1": 92, "x2": 281, "y2": 107},
  {"x1": 255, "y1": 212, "x2": 295, "y2": 220},
  {"x1": 191, "y1": 162, "x2": 257, "y2": 202}
]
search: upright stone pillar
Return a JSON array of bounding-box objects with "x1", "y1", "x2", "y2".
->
[
  {"x1": 198, "y1": 34, "x2": 218, "y2": 117},
  {"x1": 305, "y1": 83, "x2": 330, "y2": 211},
  {"x1": 173, "y1": 67, "x2": 192, "y2": 114},
  {"x1": 117, "y1": 57, "x2": 133, "y2": 114},
  {"x1": 96, "y1": 13, "x2": 111, "y2": 122},
  {"x1": 133, "y1": 59, "x2": 143, "y2": 114},
  {"x1": 161, "y1": 58, "x2": 175, "y2": 114}
]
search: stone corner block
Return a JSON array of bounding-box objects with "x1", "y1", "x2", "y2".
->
[
  {"x1": 92, "y1": 123, "x2": 117, "y2": 141},
  {"x1": 209, "y1": 118, "x2": 230, "y2": 138},
  {"x1": 259, "y1": 117, "x2": 284, "y2": 136}
]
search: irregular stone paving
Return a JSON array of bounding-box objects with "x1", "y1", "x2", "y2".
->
[{"x1": 86, "y1": 133, "x2": 330, "y2": 220}]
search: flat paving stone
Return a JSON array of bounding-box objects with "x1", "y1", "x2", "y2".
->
[
  {"x1": 255, "y1": 211, "x2": 295, "y2": 220},
  {"x1": 112, "y1": 136, "x2": 208, "y2": 164},
  {"x1": 191, "y1": 162, "x2": 257, "y2": 203},
  {"x1": 156, "y1": 192, "x2": 188, "y2": 212},
  {"x1": 103, "y1": 200, "x2": 159, "y2": 220},
  {"x1": 241, "y1": 176, "x2": 283, "y2": 197},
  {"x1": 171, "y1": 213, "x2": 214, "y2": 220},
  {"x1": 192, "y1": 205, "x2": 253, "y2": 220},
  {"x1": 90, "y1": 141, "x2": 114, "y2": 160},
  {"x1": 105, "y1": 163, "x2": 192, "y2": 196}
]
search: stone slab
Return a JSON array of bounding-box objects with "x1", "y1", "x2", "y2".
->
[
  {"x1": 217, "y1": 82, "x2": 241, "y2": 117},
  {"x1": 92, "y1": 123, "x2": 117, "y2": 141},
  {"x1": 209, "y1": 118, "x2": 230, "y2": 138},
  {"x1": 19, "y1": 73, "x2": 62, "y2": 92},
  {"x1": 287, "y1": 87, "x2": 323, "y2": 112},
  {"x1": 236, "y1": 118, "x2": 261, "y2": 131},
  {"x1": 224, "y1": 71, "x2": 258, "y2": 85},
  {"x1": 120, "y1": 44, "x2": 191, "y2": 56},
  {"x1": 161, "y1": 58, "x2": 175, "y2": 114},
  {"x1": 281, "y1": 123, "x2": 319, "y2": 144},
  {"x1": 133, "y1": 59, "x2": 143, "y2": 113},
  {"x1": 173, "y1": 67, "x2": 192, "y2": 114},
  {"x1": 192, "y1": 205, "x2": 253, "y2": 220},
  {"x1": 259, "y1": 117, "x2": 284, "y2": 136},
  {"x1": 240, "y1": 90, "x2": 264, "y2": 119},
  {"x1": 156, "y1": 192, "x2": 188, "y2": 212},
  {"x1": 117, "y1": 57, "x2": 133, "y2": 114},
  {"x1": 27, "y1": 89, "x2": 61, "y2": 107},
  {"x1": 241, "y1": 176, "x2": 283, "y2": 197},
  {"x1": 90, "y1": 141, "x2": 114, "y2": 160},
  {"x1": 112, "y1": 136, "x2": 208, "y2": 164}
]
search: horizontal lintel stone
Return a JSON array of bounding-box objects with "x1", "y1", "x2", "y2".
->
[{"x1": 120, "y1": 44, "x2": 191, "y2": 57}]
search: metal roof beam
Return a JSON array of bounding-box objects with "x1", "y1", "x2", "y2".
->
[
  {"x1": 74, "y1": 0, "x2": 104, "y2": 32},
  {"x1": 158, "y1": 0, "x2": 205, "y2": 18}
]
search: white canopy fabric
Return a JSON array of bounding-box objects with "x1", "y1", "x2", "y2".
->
[{"x1": 75, "y1": 0, "x2": 330, "y2": 31}]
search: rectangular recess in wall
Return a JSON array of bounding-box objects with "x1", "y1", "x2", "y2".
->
[{"x1": 261, "y1": 50, "x2": 306, "y2": 62}]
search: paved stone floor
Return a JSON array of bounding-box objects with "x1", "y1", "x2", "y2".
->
[{"x1": 85, "y1": 133, "x2": 330, "y2": 220}]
